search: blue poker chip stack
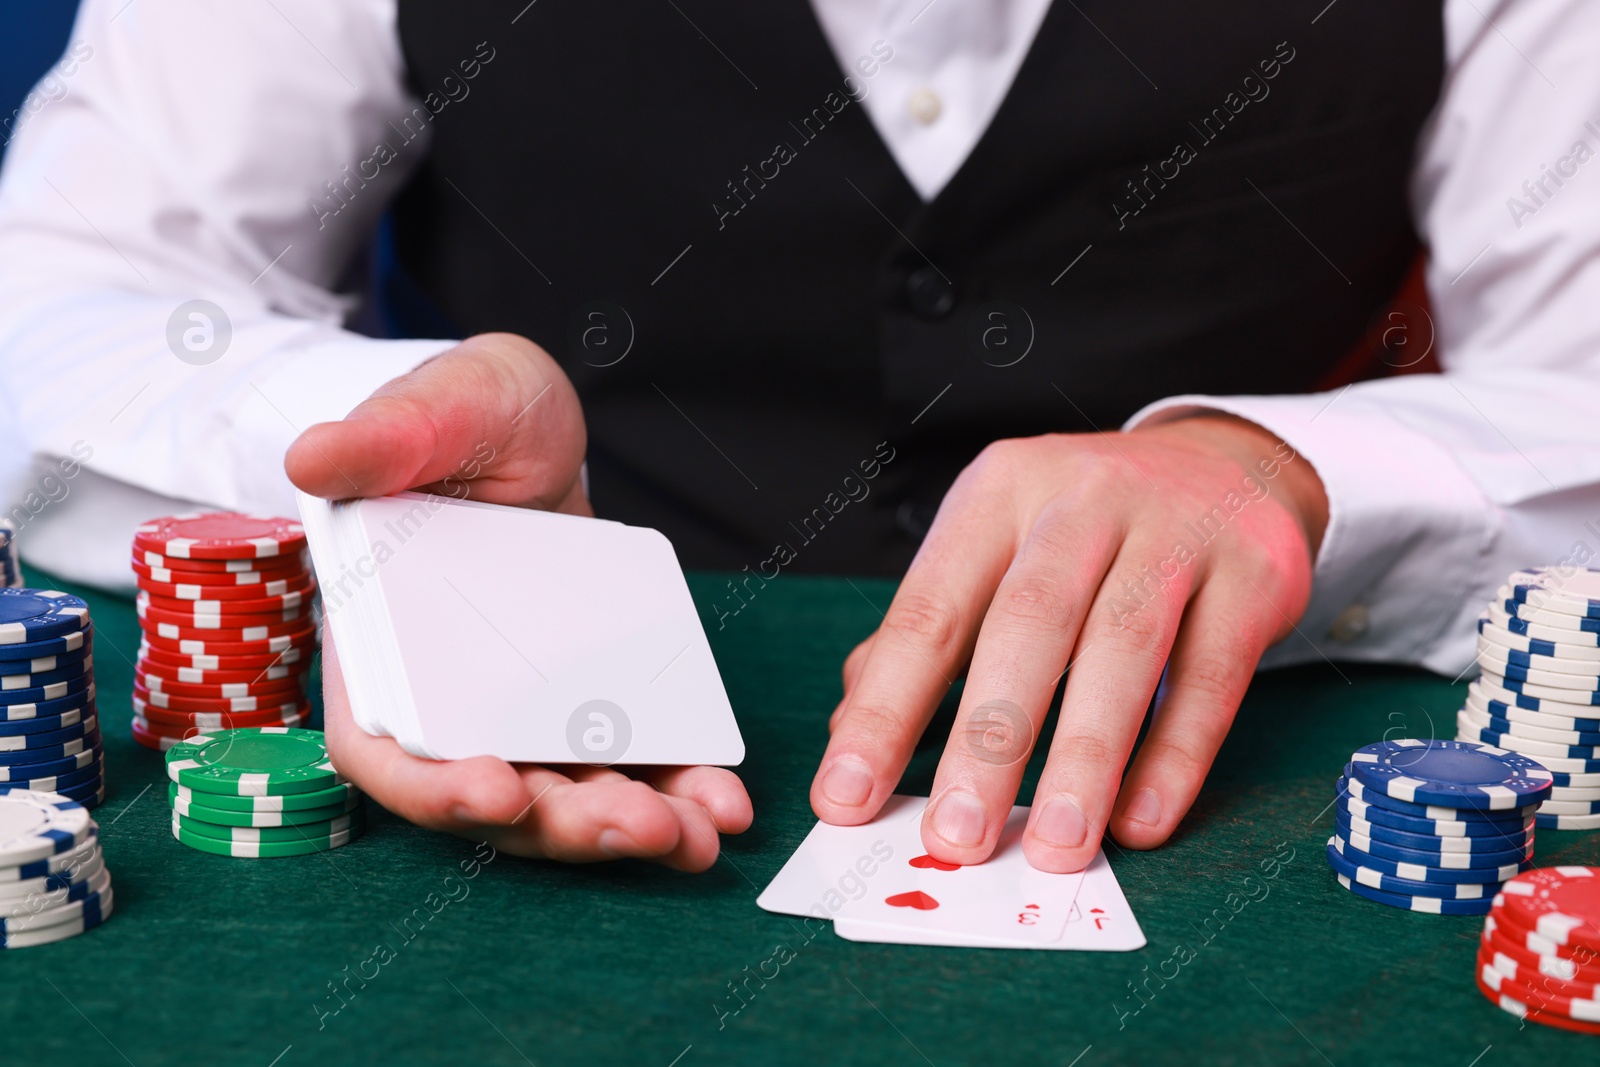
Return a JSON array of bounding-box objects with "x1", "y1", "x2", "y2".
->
[
  {"x1": 1455, "y1": 566, "x2": 1600, "y2": 831},
  {"x1": 0, "y1": 519, "x2": 20, "y2": 589},
  {"x1": 0, "y1": 790, "x2": 112, "y2": 948},
  {"x1": 1327, "y1": 738, "x2": 1554, "y2": 916},
  {"x1": 0, "y1": 589, "x2": 102, "y2": 809}
]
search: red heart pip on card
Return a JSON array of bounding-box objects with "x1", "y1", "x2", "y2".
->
[
  {"x1": 886, "y1": 891, "x2": 940, "y2": 911},
  {"x1": 909, "y1": 854, "x2": 960, "y2": 871}
]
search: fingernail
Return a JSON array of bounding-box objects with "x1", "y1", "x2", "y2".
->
[
  {"x1": 598, "y1": 828, "x2": 640, "y2": 857},
  {"x1": 1033, "y1": 795, "x2": 1088, "y2": 848},
  {"x1": 820, "y1": 757, "x2": 874, "y2": 807},
  {"x1": 1124, "y1": 788, "x2": 1163, "y2": 827},
  {"x1": 931, "y1": 791, "x2": 987, "y2": 847}
]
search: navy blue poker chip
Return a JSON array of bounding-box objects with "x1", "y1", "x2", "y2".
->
[
  {"x1": 0, "y1": 776, "x2": 105, "y2": 807},
  {"x1": 1337, "y1": 773, "x2": 1540, "y2": 823},
  {"x1": 0, "y1": 673, "x2": 91, "y2": 709},
  {"x1": 1348, "y1": 739, "x2": 1554, "y2": 810},
  {"x1": 1333, "y1": 816, "x2": 1531, "y2": 869},
  {"x1": 0, "y1": 742, "x2": 100, "y2": 779},
  {"x1": 1340, "y1": 794, "x2": 1533, "y2": 839},
  {"x1": 0, "y1": 716, "x2": 95, "y2": 752},
  {"x1": 1333, "y1": 806, "x2": 1531, "y2": 854},
  {"x1": 0, "y1": 756, "x2": 102, "y2": 793},
  {"x1": 0, "y1": 643, "x2": 91, "y2": 678},
  {"x1": 0, "y1": 686, "x2": 95, "y2": 723},
  {"x1": 1329, "y1": 834, "x2": 1525, "y2": 884},
  {"x1": 0, "y1": 590, "x2": 89, "y2": 646},
  {"x1": 0, "y1": 626, "x2": 91, "y2": 664},
  {"x1": 0, "y1": 730, "x2": 99, "y2": 767},
  {"x1": 1335, "y1": 872, "x2": 1496, "y2": 915},
  {"x1": 1324, "y1": 843, "x2": 1501, "y2": 900},
  {"x1": 0, "y1": 704, "x2": 93, "y2": 737},
  {"x1": 0, "y1": 658, "x2": 91, "y2": 692}
]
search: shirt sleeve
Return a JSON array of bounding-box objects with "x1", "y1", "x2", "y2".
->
[
  {"x1": 1126, "y1": 0, "x2": 1600, "y2": 677},
  {"x1": 0, "y1": 0, "x2": 455, "y2": 589}
]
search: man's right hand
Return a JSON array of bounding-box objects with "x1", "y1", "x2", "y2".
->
[{"x1": 285, "y1": 333, "x2": 753, "y2": 870}]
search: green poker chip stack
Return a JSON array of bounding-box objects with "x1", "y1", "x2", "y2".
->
[{"x1": 164, "y1": 728, "x2": 366, "y2": 857}]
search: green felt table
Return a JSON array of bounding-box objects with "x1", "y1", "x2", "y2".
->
[{"x1": 5, "y1": 569, "x2": 1599, "y2": 1066}]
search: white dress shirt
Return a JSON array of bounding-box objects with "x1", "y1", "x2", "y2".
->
[{"x1": 1, "y1": 0, "x2": 1599, "y2": 681}]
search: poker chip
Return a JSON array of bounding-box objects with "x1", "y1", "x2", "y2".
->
[
  {"x1": 133, "y1": 698, "x2": 311, "y2": 731},
  {"x1": 1457, "y1": 715, "x2": 1600, "y2": 759},
  {"x1": 0, "y1": 716, "x2": 97, "y2": 752},
  {"x1": 134, "y1": 681, "x2": 304, "y2": 714},
  {"x1": 0, "y1": 704, "x2": 93, "y2": 737},
  {"x1": 136, "y1": 603, "x2": 315, "y2": 638},
  {"x1": 0, "y1": 790, "x2": 92, "y2": 866},
  {"x1": 1479, "y1": 649, "x2": 1600, "y2": 688},
  {"x1": 1498, "y1": 867, "x2": 1600, "y2": 952},
  {"x1": 133, "y1": 512, "x2": 306, "y2": 561},
  {"x1": 1334, "y1": 809, "x2": 1532, "y2": 854},
  {"x1": 140, "y1": 630, "x2": 317, "y2": 658},
  {"x1": 134, "y1": 565, "x2": 316, "y2": 596},
  {"x1": 0, "y1": 643, "x2": 92, "y2": 678},
  {"x1": 0, "y1": 590, "x2": 89, "y2": 646},
  {"x1": 129, "y1": 719, "x2": 182, "y2": 751},
  {"x1": 173, "y1": 809, "x2": 363, "y2": 843},
  {"x1": 0, "y1": 684, "x2": 94, "y2": 723},
  {"x1": 1339, "y1": 773, "x2": 1539, "y2": 822},
  {"x1": 0, "y1": 625, "x2": 89, "y2": 663},
  {"x1": 1480, "y1": 615, "x2": 1600, "y2": 660},
  {"x1": 0, "y1": 673, "x2": 91, "y2": 707},
  {"x1": 0, "y1": 843, "x2": 101, "y2": 900},
  {"x1": 1341, "y1": 795, "x2": 1534, "y2": 838},
  {"x1": 0, "y1": 745, "x2": 101, "y2": 782},
  {"x1": 1504, "y1": 567, "x2": 1600, "y2": 619},
  {"x1": 172, "y1": 821, "x2": 358, "y2": 858},
  {"x1": 0, "y1": 865, "x2": 111, "y2": 932},
  {"x1": 1537, "y1": 812, "x2": 1600, "y2": 830},
  {"x1": 1539, "y1": 798, "x2": 1600, "y2": 815},
  {"x1": 0, "y1": 520, "x2": 18, "y2": 590},
  {"x1": 171, "y1": 788, "x2": 360, "y2": 827},
  {"x1": 1348, "y1": 739, "x2": 1554, "y2": 810},
  {"x1": 1488, "y1": 602, "x2": 1600, "y2": 647},
  {"x1": 0, "y1": 657, "x2": 91, "y2": 692},
  {"x1": 1336, "y1": 872, "x2": 1495, "y2": 915},
  {"x1": 135, "y1": 669, "x2": 306, "y2": 700},
  {"x1": 137, "y1": 658, "x2": 306, "y2": 687},
  {"x1": 1324, "y1": 843, "x2": 1498, "y2": 899},
  {"x1": 138, "y1": 581, "x2": 315, "y2": 611},
  {"x1": 1473, "y1": 675, "x2": 1600, "y2": 721},
  {"x1": 0, "y1": 730, "x2": 99, "y2": 767},
  {"x1": 139, "y1": 643, "x2": 311, "y2": 671},
  {"x1": 0, "y1": 758, "x2": 103, "y2": 794},
  {"x1": 1475, "y1": 863, "x2": 1600, "y2": 1032},
  {"x1": 1500, "y1": 593, "x2": 1600, "y2": 634},
  {"x1": 136, "y1": 590, "x2": 310, "y2": 622},
  {"x1": 134, "y1": 549, "x2": 309, "y2": 574},
  {"x1": 1, "y1": 894, "x2": 113, "y2": 949},
  {"x1": 1485, "y1": 668, "x2": 1600, "y2": 706},
  {"x1": 171, "y1": 780, "x2": 358, "y2": 813},
  {"x1": 1463, "y1": 702, "x2": 1600, "y2": 746},
  {"x1": 1458, "y1": 724, "x2": 1600, "y2": 768},
  {"x1": 1329, "y1": 834, "x2": 1530, "y2": 884},
  {"x1": 1482, "y1": 924, "x2": 1600, "y2": 983},
  {"x1": 1337, "y1": 824, "x2": 1531, "y2": 869},
  {"x1": 165, "y1": 728, "x2": 343, "y2": 796}
]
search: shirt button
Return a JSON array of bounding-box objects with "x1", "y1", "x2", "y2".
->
[
  {"x1": 1328, "y1": 604, "x2": 1369, "y2": 642},
  {"x1": 907, "y1": 88, "x2": 943, "y2": 125},
  {"x1": 904, "y1": 266, "x2": 955, "y2": 319}
]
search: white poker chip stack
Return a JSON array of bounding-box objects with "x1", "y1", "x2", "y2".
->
[
  {"x1": 0, "y1": 790, "x2": 113, "y2": 948},
  {"x1": 0, "y1": 518, "x2": 20, "y2": 588},
  {"x1": 1456, "y1": 566, "x2": 1600, "y2": 831}
]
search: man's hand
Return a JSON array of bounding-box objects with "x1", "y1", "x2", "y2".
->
[
  {"x1": 286, "y1": 333, "x2": 752, "y2": 870},
  {"x1": 808, "y1": 415, "x2": 1329, "y2": 873}
]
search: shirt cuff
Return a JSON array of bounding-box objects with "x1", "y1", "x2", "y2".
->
[{"x1": 1125, "y1": 391, "x2": 1497, "y2": 672}]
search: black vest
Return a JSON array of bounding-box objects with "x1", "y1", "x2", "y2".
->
[{"x1": 391, "y1": 1, "x2": 1444, "y2": 576}]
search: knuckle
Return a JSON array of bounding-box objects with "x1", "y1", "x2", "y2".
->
[
  {"x1": 1051, "y1": 731, "x2": 1121, "y2": 776},
  {"x1": 1138, "y1": 737, "x2": 1210, "y2": 784},
  {"x1": 1176, "y1": 650, "x2": 1248, "y2": 705},
  {"x1": 838, "y1": 700, "x2": 911, "y2": 747},
  {"x1": 883, "y1": 590, "x2": 963, "y2": 655},
  {"x1": 993, "y1": 574, "x2": 1074, "y2": 631}
]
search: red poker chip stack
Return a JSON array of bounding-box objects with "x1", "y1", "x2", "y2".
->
[
  {"x1": 128, "y1": 513, "x2": 319, "y2": 751},
  {"x1": 1476, "y1": 866, "x2": 1600, "y2": 1033}
]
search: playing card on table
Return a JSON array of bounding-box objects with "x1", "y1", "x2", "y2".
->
[{"x1": 758, "y1": 794, "x2": 1144, "y2": 950}]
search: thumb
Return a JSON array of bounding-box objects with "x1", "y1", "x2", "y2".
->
[{"x1": 284, "y1": 333, "x2": 587, "y2": 509}]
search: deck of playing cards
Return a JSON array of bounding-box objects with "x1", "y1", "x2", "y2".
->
[{"x1": 758, "y1": 795, "x2": 1144, "y2": 949}]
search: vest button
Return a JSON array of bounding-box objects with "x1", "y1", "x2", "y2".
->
[{"x1": 905, "y1": 267, "x2": 955, "y2": 319}]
